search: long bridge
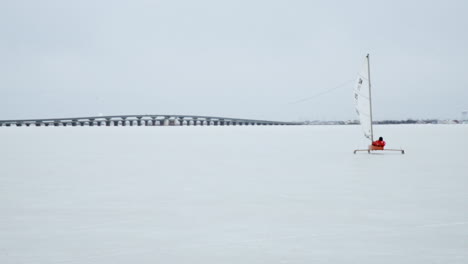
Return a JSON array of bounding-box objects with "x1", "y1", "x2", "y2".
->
[{"x1": 0, "y1": 115, "x2": 304, "y2": 127}]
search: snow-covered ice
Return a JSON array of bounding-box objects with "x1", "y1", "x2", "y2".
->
[{"x1": 1, "y1": 125, "x2": 467, "y2": 264}]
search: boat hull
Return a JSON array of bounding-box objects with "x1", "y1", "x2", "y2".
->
[{"x1": 369, "y1": 145, "x2": 384, "y2": 150}]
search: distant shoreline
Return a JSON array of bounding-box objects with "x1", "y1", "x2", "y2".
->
[{"x1": 305, "y1": 119, "x2": 466, "y2": 125}]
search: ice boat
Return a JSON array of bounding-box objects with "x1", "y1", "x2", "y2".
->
[{"x1": 353, "y1": 54, "x2": 405, "y2": 154}]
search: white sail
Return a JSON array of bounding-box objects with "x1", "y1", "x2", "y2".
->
[{"x1": 353, "y1": 55, "x2": 373, "y2": 141}]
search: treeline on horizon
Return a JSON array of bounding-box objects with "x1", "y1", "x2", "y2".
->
[{"x1": 304, "y1": 119, "x2": 464, "y2": 125}]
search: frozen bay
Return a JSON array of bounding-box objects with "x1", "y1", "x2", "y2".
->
[{"x1": 1, "y1": 125, "x2": 467, "y2": 264}]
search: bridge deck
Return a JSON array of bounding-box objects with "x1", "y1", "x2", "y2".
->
[{"x1": 0, "y1": 115, "x2": 304, "y2": 126}]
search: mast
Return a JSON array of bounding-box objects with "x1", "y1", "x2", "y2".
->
[{"x1": 367, "y1": 54, "x2": 374, "y2": 142}]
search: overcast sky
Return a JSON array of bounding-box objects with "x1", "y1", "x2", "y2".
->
[{"x1": 1, "y1": 0, "x2": 467, "y2": 121}]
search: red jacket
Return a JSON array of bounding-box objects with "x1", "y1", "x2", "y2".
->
[{"x1": 372, "y1": 140, "x2": 386, "y2": 147}]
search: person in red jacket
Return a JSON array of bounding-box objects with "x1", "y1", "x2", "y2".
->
[{"x1": 372, "y1": 137, "x2": 386, "y2": 147}]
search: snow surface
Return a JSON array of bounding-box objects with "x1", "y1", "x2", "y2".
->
[{"x1": 1, "y1": 125, "x2": 467, "y2": 264}]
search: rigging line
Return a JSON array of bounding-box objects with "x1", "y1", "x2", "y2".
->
[{"x1": 286, "y1": 79, "x2": 355, "y2": 105}]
